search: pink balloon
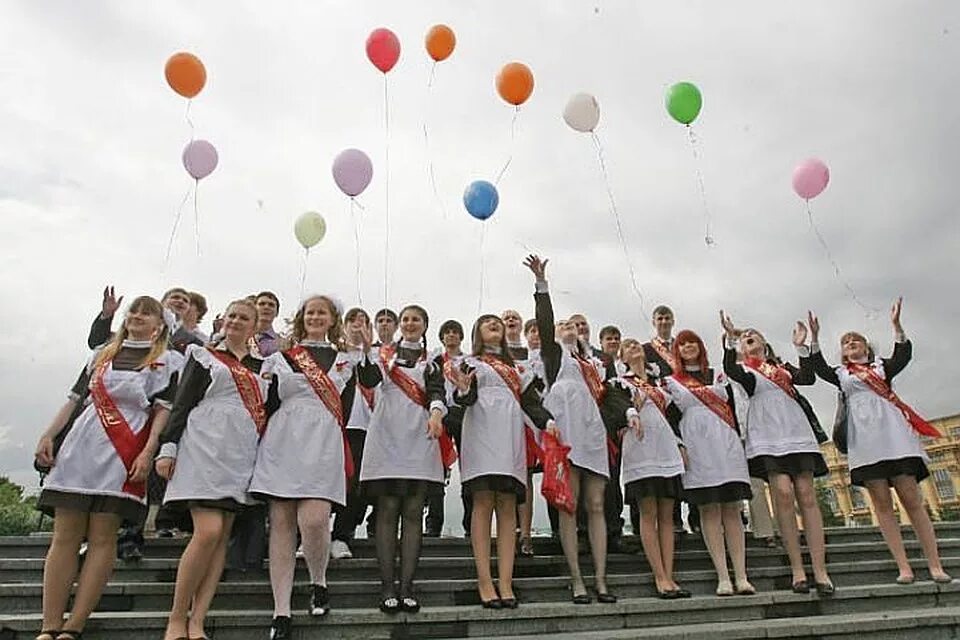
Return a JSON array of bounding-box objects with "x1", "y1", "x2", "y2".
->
[
  {"x1": 332, "y1": 148, "x2": 373, "y2": 197},
  {"x1": 366, "y1": 28, "x2": 400, "y2": 73},
  {"x1": 792, "y1": 158, "x2": 830, "y2": 200},
  {"x1": 182, "y1": 140, "x2": 218, "y2": 180}
]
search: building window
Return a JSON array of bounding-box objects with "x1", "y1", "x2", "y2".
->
[
  {"x1": 824, "y1": 488, "x2": 840, "y2": 513},
  {"x1": 950, "y1": 427, "x2": 960, "y2": 439},
  {"x1": 934, "y1": 469, "x2": 956, "y2": 500},
  {"x1": 931, "y1": 451, "x2": 950, "y2": 464},
  {"x1": 851, "y1": 487, "x2": 868, "y2": 510}
]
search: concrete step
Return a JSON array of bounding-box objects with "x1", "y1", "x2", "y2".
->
[
  {"x1": 2, "y1": 537, "x2": 957, "y2": 584},
  {"x1": 2, "y1": 556, "x2": 958, "y2": 616},
  {"x1": 2, "y1": 581, "x2": 959, "y2": 639}
]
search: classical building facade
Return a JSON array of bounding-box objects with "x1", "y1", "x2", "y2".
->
[{"x1": 818, "y1": 413, "x2": 960, "y2": 525}]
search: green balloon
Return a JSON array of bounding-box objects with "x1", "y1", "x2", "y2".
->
[
  {"x1": 294, "y1": 211, "x2": 326, "y2": 249},
  {"x1": 666, "y1": 82, "x2": 702, "y2": 125}
]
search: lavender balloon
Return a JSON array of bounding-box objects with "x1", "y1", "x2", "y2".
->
[
  {"x1": 182, "y1": 140, "x2": 218, "y2": 180},
  {"x1": 332, "y1": 148, "x2": 373, "y2": 197}
]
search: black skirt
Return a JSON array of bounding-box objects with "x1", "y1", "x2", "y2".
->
[
  {"x1": 625, "y1": 475, "x2": 683, "y2": 503},
  {"x1": 462, "y1": 474, "x2": 527, "y2": 504},
  {"x1": 37, "y1": 489, "x2": 146, "y2": 522},
  {"x1": 851, "y1": 456, "x2": 929, "y2": 487},
  {"x1": 684, "y1": 481, "x2": 753, "y2": 506},
  {"x1": 362, "y1": 478, "x2": 441, "y2": 499},
  {"x1": 748, "y1": 452, "x2": 829, "y2": 482},
  {"x1": 163, "y1": 498, "x2": 246, "y2": 514}
]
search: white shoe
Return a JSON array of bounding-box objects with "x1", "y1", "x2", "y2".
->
[
  {"x1": 295, "y1": 545, "x2": 304, "y2": 558},
  {"x1": 330, "y1": 539, "x2": 353, "y2": 559}
]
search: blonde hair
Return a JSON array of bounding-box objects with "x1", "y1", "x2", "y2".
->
[
  {"x1": 840, "y1": 331, "x2": 875, "y2": 363},
  {"x1": 95, "y1": 296, "x2": 169, "y2": 369},
  {"x1": 292, "y1": 295, "x2": 344, "y2": 348}
]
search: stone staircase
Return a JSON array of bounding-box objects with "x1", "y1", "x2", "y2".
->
[{"x1": 2, "y1": 524, "x2": 960, "y2": 639}]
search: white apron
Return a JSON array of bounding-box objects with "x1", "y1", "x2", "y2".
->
[
  {"x1": 742, "y1": 365, "x2": 821, "y2": 460},
  {"x1": 619, "y1": 384, "x2": 684, "y2": 485}
]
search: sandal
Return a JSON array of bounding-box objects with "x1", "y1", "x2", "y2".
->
[
  {"x1": 379, "y1": 596, "x2": 401, "y2": 614},
  {"x1": 932, "y1": 573, "x2": 954, "y2": 584}
]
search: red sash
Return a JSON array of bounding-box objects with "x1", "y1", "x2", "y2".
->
[
  {"x1": 480, "y1": 354, "x2": 544, "y2": 467},
  {"x1": 674, "y1": 374, "x2": 736, "y2": 429},
  {"x1": 208, "y1": 347, "x2": 267, "y2": 437},
  {"x1": 651, "y1": 338, "x2": 679, "y2": 373},
  {"x1": 847, "y1": 363, "x2": 941, "y2": 438},
  {"x1": 744, "y1": 358, "x2": 797, "y2": 399},
  {"x1": 573, "y1": 352, "x2": 606, "y2": 405},
  {"x1": 359, "y1": 385, "x2": 375, "y2": 411},
  {"x1": 89, "y1": 360, "x2": 152, "y2": 498},
  {"x1": 624, "y1": 376, "x2": 668, "y2": 418},
  {"x1": 380, "y1": 345, "x2": 458, "y2": 468},
  {"x1": 287, "y1": 346, "x2": 354, "y2": 480}
]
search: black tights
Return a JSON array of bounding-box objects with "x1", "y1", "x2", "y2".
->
[{"x1": 375, "y1": 489, "x2": 426, "y2": 599}]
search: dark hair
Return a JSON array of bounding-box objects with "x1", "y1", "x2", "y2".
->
[
  {"x1": 438, "y1": 319, "x2": 464, "y2": 340},
  {"x1": 523, "y1": 318, "x2": 538, "y2": 335},
  {"x1": 375, "y1": 308, "x2": 398, "y2": 324},
  {"x1": 399, "y1": 304, "x2": 429, "y2": 353},
  {"x1": 673, "y1": 329, "x2": 709, "y2": 374},
  {"x1": 162, "y1": 287, "x2": 189, "y2": 302},
  {"x1": 652, "y1": 305, "x2": 674, "y2": 319},
  {"x1": 470, "y1": 314, "x2": 515, "y2": 365},
  {"x1": 189, "y1": 291, "x2": 208, "y2": 322},
  {"x1": 255, "y1": 291, "x2": 280, "y2": 310},
  {"x1": 599, "y1": 325, "x2": 621, "y2": 340},
  {"x1": 345, "y1": 307, "x2": 370, "y2": 326}
]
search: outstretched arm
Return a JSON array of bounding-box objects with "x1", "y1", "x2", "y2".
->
[
  {"x1": 806, "y1": 311, "x2": 840, "y2": 387},
  {"x1": 525, "y1": 254, "x2": 561, "y2": 386}
]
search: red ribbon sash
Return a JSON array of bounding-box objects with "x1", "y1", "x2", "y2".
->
[
  {"x1": 847, "y1": 363, "x2": 941, "y2": 438},
  {"x1": 359, "y1": 385, "x2": 375, "y2": 411},
  {"x1": 675, "y1": 374, "x2": 736, "y2": 429},
  {"x1": 287, "y1": 346, "x2": 354, "y2": 480},
  {"x1": 573, "y1": 352, "x2": 606, "y2": 406},
  {"x1": 744, "y1": 358, "x2": 797, "y2": 399},
  {"x1": 207, "y1": 347, "x2": 267, "y2": 437},
  {"x1": 480, "y1": 354, "x2": 543, "y2": 467},
  {"x1": 625, "y1": 376, "x2": 668, "y2": 418},
  {"x1": 90, "y1": 360, "x2": 151, "y2": 498}
]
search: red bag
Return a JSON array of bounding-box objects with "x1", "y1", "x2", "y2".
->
[
  {"x1": 439, "y1": 430, "x2": 458, "y2": 469},
  {"x1": 525, "y1": 426, "x2": 544, "y2": 469},
  {"x1": 541, "y1": 431, "x2": 575, "y2": 514}
]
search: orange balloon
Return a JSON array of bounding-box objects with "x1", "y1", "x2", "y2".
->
[
  {"x1": 425, "y1": 24, "x2": 456, "y2": 62},
  {"x1": 165, "y1": 52, "x2": 206, "y2": 99},
  {"x1": 496, "y1": 62, "x2": 534, "y2": 106}
]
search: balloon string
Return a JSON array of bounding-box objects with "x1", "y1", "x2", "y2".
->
[
  {"x1": 193, "y1": 180, "x2": 201, "y2": 258},
  {"x1": 185, "y1": 100, "x2": 196, "y2": 142},
  {"x1": 806, "y1": 202, "x2": 879, "y2": 317},
  {"x1": 351, "y1": 199, "x2": 363, "y2": 307},
  {"x1": 494, "y1": 108, "x2": 520, "y2": 186},
  {"x1": 423, "y1": 67, "x2": 447, "y2": 219},
  {"x1": 162, "y1": 184, "x2": 194, "y2": 274},
  {"x1": 478, "y1": 223, "x2": 487, "y2": 316},
  {"x1": 686, "y1": 126, "x2": 715, "y2": 246},
  {"x1": 427, "y1": 62, "x2": 437, "y2": 89},
  {"x1": 383, "y1": 74, "x2": 391, "y2": 308},
  {"x1": 591, "y1": 132, "x2": 646, "y2": 318},
  {"x1": 299, "y1": 248, "x2": 309, "y2": 302}
]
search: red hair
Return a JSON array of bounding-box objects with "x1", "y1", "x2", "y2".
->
[{"x1": 672, "y1": 329, "x2": 710, "y2": 374}]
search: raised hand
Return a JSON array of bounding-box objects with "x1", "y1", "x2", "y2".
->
[
  {"x1": 891, "y1": 296, "x2": 904, "y2": 331},
  {"x1": 451, "y1": 366, "x2": 475, "y2": 394},
  {"x1": 807, "y1": 311, "x2": 820, "y2": 342},
  {"x1": 719, "y1": 310, "x2": 741, "y2": 339},
  {"x1": 358, "y1": 323, "x2": 373, "y2": 351},
  {"x1": 792, "y1": 321, "x2": 808, "y2": 347},
  {"x1": 101, "y1": 286, "x2": 124, "y2": 319},
  {"x1": 522, "y1": 254, "x2": 549, "y2": 281},
  {"x1": 545, "y1": 420, "x2": 561, "y2": 439}
]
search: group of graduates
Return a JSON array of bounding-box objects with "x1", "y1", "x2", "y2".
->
[{"x1": 31, "y1": 255, "x2": 953, "y2": 640}]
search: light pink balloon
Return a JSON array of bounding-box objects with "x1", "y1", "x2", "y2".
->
[
  {"x1": 182, "y1": 140, "x2": 218, "y2": 180},
  {"x1": 332, "y1": 148, "x2": 373, "y2": 197},
  {"x1": 792, "y1": 158, "x2": 830, "y2": 200}
]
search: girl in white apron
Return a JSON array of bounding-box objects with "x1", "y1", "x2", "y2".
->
[
  {"x1": 807, "y1": 299, "x2": 951, "y2": 585},
  {"x1": 449, "y1": 314, "x2": 556, "y2": 608},
  {"x1": 525, "y1": 255, "x2": 617, "y2": 605},
  {"x1": 250, "y1": 295, "x2": 357, "y2": 639},
  {"x1": 356, "y1": 304, "x2": 447, "y2": 614},
  {"x1": 720, "y1": 312, "x2": 833, "y2": 595},
  {"x1": 156, "y1": 299, "x2": 271, "y2": 640},
  {"x1": 662, "y1": 330, "x2": 754, "y2": 597},
  {"x1": 605, "y1": 338, "x2": 690, "y2": 599},
  {"x1": 34, "y1": 296, "x2": 180, "y2": 640}
]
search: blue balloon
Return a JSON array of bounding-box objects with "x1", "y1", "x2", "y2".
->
[{"x1": 463, "y1": 180, "x2": 499, "y2": 220}]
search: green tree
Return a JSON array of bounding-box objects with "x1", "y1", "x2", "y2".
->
[
  {"x1": 0, "y1": 476, "x2": 49, "y2": 535},
  {"x1": 816, "y1": 483, "x2": 844, "y2": 528}
]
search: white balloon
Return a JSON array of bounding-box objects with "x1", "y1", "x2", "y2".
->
[{"x1": 563, "y1": 92, "x2": 600, "y2": 133}]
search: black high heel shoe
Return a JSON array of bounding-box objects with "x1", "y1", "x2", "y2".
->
[{"x1": 481, "y1": 597, "x2": 503, "y2": 609}]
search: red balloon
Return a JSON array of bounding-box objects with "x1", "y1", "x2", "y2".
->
[{"x1": 366, "y1": 28, "x2": 400, "y2": 73}]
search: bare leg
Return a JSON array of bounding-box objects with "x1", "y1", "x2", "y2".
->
[
  {"x1": 721, "y1": 502, "x2": 751, "y2": 591},
  {"x1": 268, "y1": 501, "x2": 298, "y2": 617},
  {"x1": 699, "y1": 503, "x2": 731, "y2": 592},
  {"x1": 638, "y1": 498, "x2": 668, "y2": 592},
  {"x1": 865, "y1": 479, "x2": 913, "y2": 580},
  {"x1": 60, "y1": 512, "x2": 121, "y2": 633},
  {"x1": 658, "y1": 499, "x2": 678, "y2": 589},
  {"x1": 187, "y1": 511, "x2": 234, "y2": 638},
  {"x1": 494, "y1": 493, "x2": 518, "y2": 600},
  {"x1": 298, "y1": 499, "x2": 333, "y2": 586},
  {"x1": 583, "y1": 473, "x2": 609, "y2": 594},
  {"x1": 470, "y1": 491, "x2": 497, "y2": 602},
  {"x1": 41, "y1": 510, "x2": 88, "y2": 633},
  {"x1": 794, "y1": 474, "x2": 831, "y2": 585},
  {"x1": 893, "y1": 475, "x2": 949, "y2": 579},
  {"x1": 558, "y1": 467, "x2": 586, "y2": 597},
  {"x1": 769, "y1": 473, "x2": 806, "y2": 584}
]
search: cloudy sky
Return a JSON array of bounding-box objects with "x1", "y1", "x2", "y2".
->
[{"x1": 1, "y1": 2, "x2": 958, "y2": 531}]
